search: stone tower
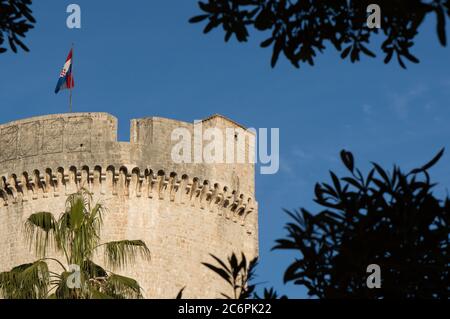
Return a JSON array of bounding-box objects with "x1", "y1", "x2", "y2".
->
[{"x1": 0, "y1": 113, "x2": 258, "y2": 298}]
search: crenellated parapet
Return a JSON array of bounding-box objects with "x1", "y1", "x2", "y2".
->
[
  {"x1": 0, "y1": 165, "x2": 256, "y2": 233},
  {"x1": 0, "y1": 113, "x2": 255, "y2": 196}
]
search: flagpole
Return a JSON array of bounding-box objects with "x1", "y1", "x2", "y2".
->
[
  {"x1": 70, "y1": 43, "x2": 74, "y2": 113},
  {"x1": 69, "y1": 88, "x2": 72, "y2": 113}
]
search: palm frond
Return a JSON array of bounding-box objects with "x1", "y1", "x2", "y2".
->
[
  {"x1": 24, "y1": 212, "x2": 58, "y2": 256},
  {"x1": 0, "y1": 261, "x2": 50, "y2": 299},
  {"x1": 103, "y1": 274, "x2": 143, "y2": 299},
  {"x1": 66, "y1": 194, "x2": 87, "y2": 230},
  {"x1": 71, "y1": 222, "x2": 101, "y2": 265},
  {"x1": 54, "y1": 271, "x2": 81, "y2": 299},
  {"x1": 90, "y1": 288, "x2": 114, "y2": 299},
  {"x1": 58, "y1": 191, "x2": 106, "y2": 265},
  {"x1": 82, "y1": 259, "x2": 108, "y2": 279},
  {"x1": 66, "y1": 188, "x2": 92, "y2": 212},
  {"x1": 88, "y1": 203, "x2": 105, "y2": 231},
  {"x1": 61, "y1": 188, "x2": 95, "y2": 232},
  {"x1": 102, "y1": 240, "x2": 151, "y2": 269}
]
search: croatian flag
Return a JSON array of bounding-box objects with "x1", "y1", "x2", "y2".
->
[{"x1": 55, "y1": 49, "x2": 74, "y2": 94}]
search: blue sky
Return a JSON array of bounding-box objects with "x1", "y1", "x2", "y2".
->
[{"x1": 1, "y1": 1, "x2": 449, "y2": 298}]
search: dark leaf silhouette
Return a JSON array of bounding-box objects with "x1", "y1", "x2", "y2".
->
[
  {"x1": 190, "y1": 0, "x2": 450, "y2": 69},
  {"x1": 176, "y1": 287, "x2": 186, "y2": 299},
  {"x1": 203, "y1": 253, "x2": 258, "y2": 299},
  {"x1": 0, "y1": 0, "x2": 35, "y2": 54},
  {"x1": 275, "y1": 149, "x2": 450, "y2": 299},
  {"x1": 341, "y1": 150, "x2": 355, "y2": 172},
  {"x1": 189, "y1": 14, "x2": 209, "y2": 23},
  {"x1": 436, "y1": 6, "x2": 447, "y2": 46},
  {"x1": 254, "y1": 287, "x2": 288, "y2": 300},
  {"x1": 409, "y1": 148, "x2": 445, "y2": 174},
  {"x1": 202, "y1": 262, "x2": 232, "y2": 285}
]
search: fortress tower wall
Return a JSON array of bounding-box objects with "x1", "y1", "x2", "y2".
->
[{"x1": 0, "y1": 113, "x2": 258, "y2": 298}]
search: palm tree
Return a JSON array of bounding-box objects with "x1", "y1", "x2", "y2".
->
[{"x1": 0, "y1": 189, "x2": 151, "y2": 299}]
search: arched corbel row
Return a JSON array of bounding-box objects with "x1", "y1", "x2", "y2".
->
[{"x1": 0, "y1": 165, "x2": 257, "y2": 232}]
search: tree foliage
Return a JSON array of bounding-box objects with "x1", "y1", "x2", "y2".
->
[
  {"x1": 253, "y1": 287, "x2": 288, "y2": 299},
  {"x1": 0, "y1": 0, "x2": 35, "y2": 54},
  {"x1": 202, "y1": 252, "x2": 287, "y2": 299},
  {"x1": 0, "y1": 189, "x2": 151, "y2": 299},
  {"x1": 190, "y1": 0, "x2": 450, "y2": 69},
  {"x1": 274, "y1": 149, "x2": 449, "y2": 298},
  {"x1": 202, "y1": 253, "x2": 258, "y2": 299}
]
